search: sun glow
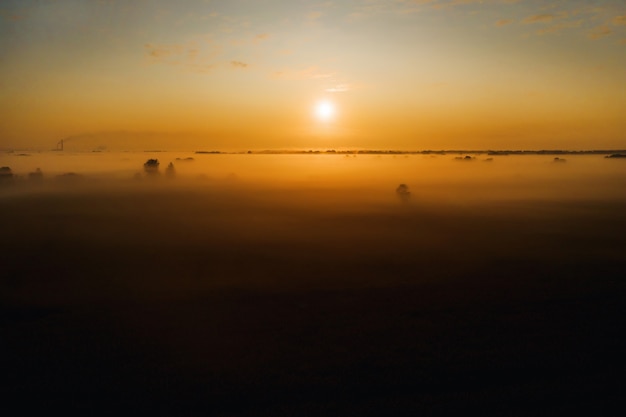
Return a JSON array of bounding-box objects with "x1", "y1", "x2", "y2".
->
[{"x1": 315, "y1": 100, "x2": 336, "y2": 122}]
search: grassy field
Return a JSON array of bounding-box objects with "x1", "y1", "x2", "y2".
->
[{"x1": 1, "y1": 178, "x2": 625, "y2": 415}]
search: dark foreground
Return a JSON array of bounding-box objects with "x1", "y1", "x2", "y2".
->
[{"x1": 2, "y1": 184, "x2": 625, "y2": 416}]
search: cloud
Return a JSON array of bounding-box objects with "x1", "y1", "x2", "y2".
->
[
  {"x1": 402, "y1": 0, "x2": 437, "y2": 7},
  {"x1": 231, "y1": 61, "x2": 248, "y2": 69},
  {"x1": 536, "y1": 20, "x2": 583, "y2": 36},
  {"x1": 272, "y1": 67, "x2": 335, "y2": 80},
  {"x1": 400, "y1": 0, "x2": 521, "y2": 4},
  {"x1": 523, "y1": 14, "x2": 554, "y2": 24},
  {"x1": 353, "y1": 0, "x2": 521, "y2": 16},
  {"x1": 144, "y1": 40, "x2": 219, "y2": 74},
  {"x1": 612, "y1": 16, "x2": 626, "y2": 26},
  {"x1": 145, "y1": 43, "x2": 184, "y2": 60},
  {"x1": 446, "y1": 0, "x2": 488, "y2": 5},
  {"x1": 255, "y1": 33, "x2": 270, "y2": 41},
  {"x1": 588, "y1": 25, "x2": 612, "y2": 40},
  {"x1": 349, "y1": 0, "x2": 433, "y2": 20},
  {"x1": 495, "y1": 19, "x2": 513, "y2": 27},
  {"x1": 515, "y1": 6, "x2": 625, "y2": 40},
  {"x1": 325, "y1": 84, "x2": 351, "y2": 93},
  {"x1": 431, "y1": 0, "x2": 521, "y2": 10}
]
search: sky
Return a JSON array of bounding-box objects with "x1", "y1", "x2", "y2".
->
[{"x1": 1, "y1": 0, "x2": 625, "y2": 151}]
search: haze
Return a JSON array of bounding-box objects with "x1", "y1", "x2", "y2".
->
[
  {"x1": 2, "y1": 152, "x2": 626, "y2": 415},
  {"x1": 2, "y1": 1, "x2": 626, "y2": 415}
]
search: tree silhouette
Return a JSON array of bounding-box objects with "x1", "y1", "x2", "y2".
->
[
  {"x1": 28, "y1": 168, "x2": 43, "y2": 181},
  {"x1": 0, "y1": 166, "x2": 13, "y2": 182},
  {"x1": 144, "y1": 159, "x2": 160, "y2": 175},
  {"x1": 396, "y1": 183, "x2": 411, "y2": 203},
  {"x1": 165, "y1": 162, "x2": 176, "y2": 178}
]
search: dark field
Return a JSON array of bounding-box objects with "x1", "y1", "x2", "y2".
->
[{"x1": 2, "y1": 172, "x2": 626, "y2": 416}]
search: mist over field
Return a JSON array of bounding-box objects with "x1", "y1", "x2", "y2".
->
[
  {"x1": 2, "y1": 152, "x2": 626, "y2": 415},
  {"x1": 3, "y1": 0, "x2": 626, "y2": 413}
]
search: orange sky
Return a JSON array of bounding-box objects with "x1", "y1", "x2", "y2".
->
[{"x1": 1, "y1": 0, "x2": 625, "y2": 151}]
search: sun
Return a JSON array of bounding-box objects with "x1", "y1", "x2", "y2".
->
[{"x1": 314, "y1": 100, "x2": 335, "y2": 122}]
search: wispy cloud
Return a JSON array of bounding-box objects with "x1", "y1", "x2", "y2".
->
[
  {"x1": 469, "y1": 0, "x2": 520, "y2": 3},
  {"x1": 536, "y1": 20, "x2": 583, "y2": 36},
  {"x1": 431, "y1": 0, "x2": 521, "y2": 10},
  {"x1": 325, "y1": 84, "x2": 352, "y2": 93},
  {"x1": 348, "y1": 0, "x2": 522, "y2": 18},
  {"x1": 231, "y1": 60, "x2": 248, "y2": 69},
  {"x1": 272, "y1": 67, "x2": 335, "y2": 80},
  {"x1": 523, "y1": 14, "x2": 554, "y2": 24},
  {"x1": 588, "y1": 25, "x2": 612, "y2": 40},
  {"x1": 144, "y1": 39, "x2": 219, "y2": 74},
  {"x1": 145, "y1": 43, "x2": 185, "y2": 60},
  {"x1": 514, "y1": 4, "x2": 625, "y2": 41},
  {"x1": 353, "y1": 0, "x2": 508, "y2": 20},
  {"x1": 403, "y1": 0, "x2": 437, "y2": 6},
  {"x1": 151, "y1": 33, "x2": 274, "y2": 75},
  {"x1": 495, "y1": 19, "x2": 513, "y2": 27},
  {"x1": 349, "y1": 0, "x2": 433, "y2": 20}
]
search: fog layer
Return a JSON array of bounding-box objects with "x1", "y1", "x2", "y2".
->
[{"x1": 1, "y1": 153, "x2": 625, "y2": 415}]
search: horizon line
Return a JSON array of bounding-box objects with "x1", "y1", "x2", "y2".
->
[{"x1": 3, "y1": 148, "x2": 626, "y2": 156}]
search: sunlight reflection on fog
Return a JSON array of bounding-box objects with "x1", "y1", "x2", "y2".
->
[{"x1": 1, "y1": 152, "x2": 625, "y2": 204}]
